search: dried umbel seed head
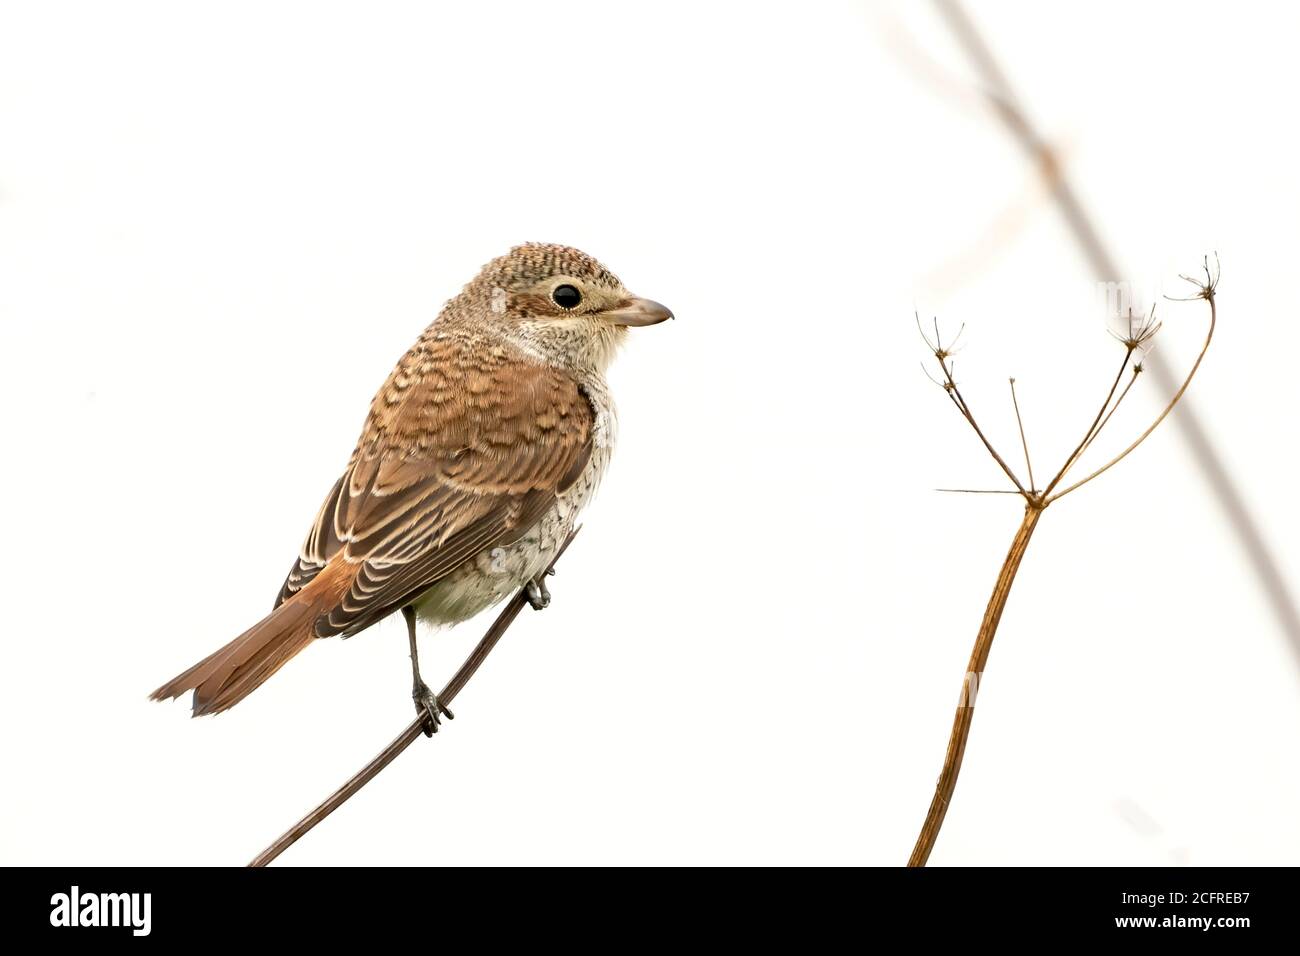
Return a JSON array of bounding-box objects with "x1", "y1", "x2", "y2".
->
[{"x1": 1109, "y1": 305, "x2": 1162, "y2": 352}]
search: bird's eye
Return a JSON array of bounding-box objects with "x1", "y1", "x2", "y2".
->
[{"x1": 551, "y1": 284, "x2": 582, "y2": 310}]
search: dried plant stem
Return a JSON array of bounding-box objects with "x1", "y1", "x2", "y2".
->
[
  {"x1": 1047, "y1": 291, "x2": 1217, "y2": 503},
  {"x1": 1077, "y1": 367, "x2": 1140, "y2": 461},
  {"x1": 946, "y1": 386, "x2": 1029, "y2": 496},
  {"x1": 1042, "y1": 348, "x2": 1132, "y2": 497},
  {"x1": 1008, "y1": 378, "x2": 1035, "y2": 492},
  {"x1": 910, "y1": 268, "x2": 1216, "y2": 865},
  {"x1": 917, "y1": 314, "x2": 1030, "y2": 498},
  {"x1": 247, "y1": 529, "x2": 579, "y2": 867},
  {"x1": 927, "y1": 0, "x2": 1300, "y2": 674},
  {"x1": 908, "y1": 503, "x2": 1041, "y2": 867}
]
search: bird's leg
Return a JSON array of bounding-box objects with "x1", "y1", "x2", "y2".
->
[
  {"x1": 402, "y1": 606, "x2": 454, "y2": 736},
  {"x1": 525, "y1": 568, "x2": 553, "y2": 611}
]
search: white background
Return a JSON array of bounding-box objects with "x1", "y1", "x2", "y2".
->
[{"x1": 2, "y1": 0, "x2": 1297, "y2": 866}]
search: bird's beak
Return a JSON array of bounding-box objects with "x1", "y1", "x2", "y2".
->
[{"x1": 602, "y1": 297, "x2": 674, "y2": 327}]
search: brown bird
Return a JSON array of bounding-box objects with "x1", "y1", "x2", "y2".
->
[{"x1": 152, "y1": 243, "x2": 671, "y2": 727}]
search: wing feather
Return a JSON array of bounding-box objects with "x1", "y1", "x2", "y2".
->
[{"x1": 273, "y1": 335, "x2": 592, "y2": 633}]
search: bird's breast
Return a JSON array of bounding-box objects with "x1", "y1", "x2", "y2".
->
[{"x1": 412, "y1": 374, "x2": 616, "y2": 628}]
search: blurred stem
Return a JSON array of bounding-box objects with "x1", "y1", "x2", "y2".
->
[{"x1": 908, "y1": 503, "x2": 1042, "y2": 867}]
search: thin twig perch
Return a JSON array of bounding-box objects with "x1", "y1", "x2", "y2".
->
[{"x1": 248, "y1": 528, "x2": 580, "y2": 867}]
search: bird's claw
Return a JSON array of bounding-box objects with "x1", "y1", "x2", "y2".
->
[
  {"x1": 413, "y1": 682, "x2": 454, "y2": 736},
  {"x1": 526, "y1": 576, "x2": 551, "y2": 611}
]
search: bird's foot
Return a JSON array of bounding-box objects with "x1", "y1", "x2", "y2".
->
[
  {"x1": 413, "y1": 682, "x2": 454, "y2": 736},
  {"x1": 526, "y1": 572, "x2": 552, "y2": 611}
]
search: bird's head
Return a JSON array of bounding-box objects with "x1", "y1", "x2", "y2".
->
[{"x1": 450, "y1": 242, "x2": 672, "y2": 373}]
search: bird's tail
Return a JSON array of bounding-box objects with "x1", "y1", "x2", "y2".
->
[{"x1": 151, "y1": 562, "x2": 352, "y2": 717}]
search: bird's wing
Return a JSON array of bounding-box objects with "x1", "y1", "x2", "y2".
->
[
  {"x1": 274, "y1": 336, "x2": 593, "y2": 635},
  {"x1": 273, "y1": 473, "x2": 344, "y2": 608}
]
